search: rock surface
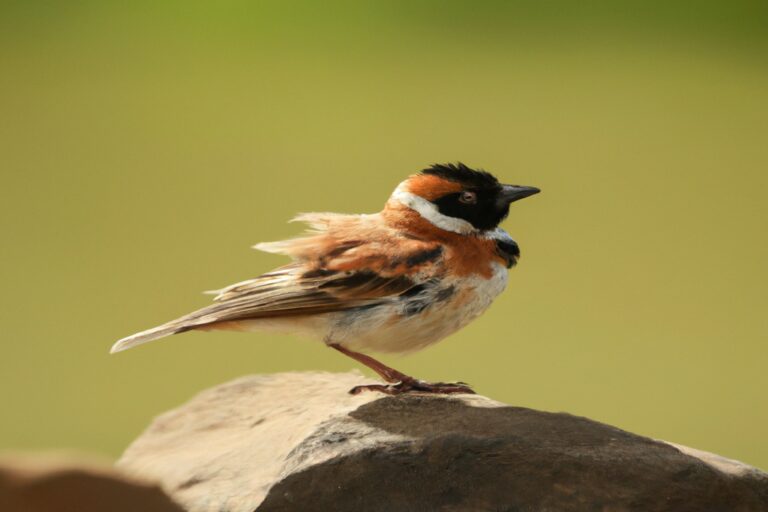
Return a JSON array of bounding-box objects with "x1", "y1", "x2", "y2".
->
[
  {"x1": 118, "y1": 372, "x2": 768, "y2": 512},
  {"x1": 0, "y1": 453, "x2": 184, "y2": 512}
]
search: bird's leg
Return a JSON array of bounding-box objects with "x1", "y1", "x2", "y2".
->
[
  {"x1": 329, "y1": 343, "x2": 412, "y2": 383},
  {"x1": 328, "y1": 343, "x2": 475, "y2": 396}
]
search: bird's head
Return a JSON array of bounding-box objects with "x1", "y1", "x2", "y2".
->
[{"x1": 390, "y1": 163, "x2": 540, "y2": 234}]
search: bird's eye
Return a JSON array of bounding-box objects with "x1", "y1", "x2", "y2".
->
[{"x1": 459, "y1": 191, "x2": 477, "y2": 205}]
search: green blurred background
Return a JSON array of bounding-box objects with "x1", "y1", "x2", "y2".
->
[{"x1": 1, "y1": 1, "x2": 766, "y2": 469}]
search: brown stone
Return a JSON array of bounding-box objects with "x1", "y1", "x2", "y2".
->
[
  {"x1": 0, "y1": 454, "x2": 184, "y2": 512},
  {"x1": 117, "y1": 372, "x2": 768, "y2": 512}
]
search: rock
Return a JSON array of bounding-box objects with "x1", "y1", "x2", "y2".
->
[
  {"x1": 118, "y1": 372, "x2": 768, "y2": 512},
  {"x1": 0, "y1": 453, "x2": 184, "y2": 512}
]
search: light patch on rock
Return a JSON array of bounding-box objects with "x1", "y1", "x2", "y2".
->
[
  {"x1": 664, "y1": 441, "x2": 762, "y2": 478},
  {"x1": 118, "y1": 372, "x2": 392, "y2": 512}
]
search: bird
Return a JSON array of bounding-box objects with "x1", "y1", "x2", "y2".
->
[{"x1": 111, "y1": 163, "x2": 540, "y2": 395}]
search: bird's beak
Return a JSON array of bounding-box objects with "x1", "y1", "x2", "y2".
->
[{"x1": 498, "y1": 184, "x2": 541, "y2": 206}]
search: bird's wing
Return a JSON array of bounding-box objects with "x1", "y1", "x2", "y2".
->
[
  {"x1": 185, "y1": 264, "x2": 418, "y2": 323},
  {"x1": 197, "y1": 229, "x2": 445, "y2": 319},
  {"x1": 111, "y1": 216, "x2": 444, "y2": 352}
]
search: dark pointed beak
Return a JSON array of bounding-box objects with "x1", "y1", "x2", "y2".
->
[{"x1": 498, "y1": 184, "x2": 541, "y2": 206}]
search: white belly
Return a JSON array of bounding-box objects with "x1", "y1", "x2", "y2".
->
[{"x1": 334, "y1": 263, "x2": 509, "y2": 354}]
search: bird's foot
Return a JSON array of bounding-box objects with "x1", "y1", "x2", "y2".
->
[{"x1": 349, "y1": 378, "x2": 475, "y2": 396}]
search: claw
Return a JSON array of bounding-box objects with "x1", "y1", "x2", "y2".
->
[
  {"x1": 349, "y1": 379, "x2": 475, "y2": 396},
  {"x1": 349, "y1": 384, "x2": 394, "y2": 395},
  {"x1": 329, "y1": 344, "x2": 475, "y2": 396}
]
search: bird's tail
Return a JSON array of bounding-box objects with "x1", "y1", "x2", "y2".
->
[{"x1": 110, "y1": 322, "x2": 188, "y2": 354}]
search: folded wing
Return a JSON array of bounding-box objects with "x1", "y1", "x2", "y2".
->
[{"x1": 111, "y1": 214, "x2": 444, "y2": 353}]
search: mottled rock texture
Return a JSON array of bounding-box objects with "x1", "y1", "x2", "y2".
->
[{"x1": 118, "y1": 372, "x2": 768, "y2": 512}]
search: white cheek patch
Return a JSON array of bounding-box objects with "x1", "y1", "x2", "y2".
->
[{"x1": 391, "y1": 185, "x2": 478, "y2": 235}]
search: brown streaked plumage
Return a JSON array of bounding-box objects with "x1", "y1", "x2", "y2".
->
[
  {"x1": 382, "y1": 203, "x2": 505, "y2": 278},
  {"x1": 111, "y1": 163, "x2": 540, "y2": 395}
]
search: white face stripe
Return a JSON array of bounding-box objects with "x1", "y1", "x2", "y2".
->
[{"x1": 391, "y1": 184, "x2": 479, "y2": 235}]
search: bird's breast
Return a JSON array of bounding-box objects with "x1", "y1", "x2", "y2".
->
[{"x1": 334, "y1": 262, "x2": 509, "y2": 354}]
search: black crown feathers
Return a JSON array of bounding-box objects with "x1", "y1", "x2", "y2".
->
[{"x1": 421, "y1": 163, "x2": 499, "y2": 189}]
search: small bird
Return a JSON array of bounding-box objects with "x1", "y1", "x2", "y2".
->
[{"x1": 111, "y1": 163, "x2": 540, "y2": 395}]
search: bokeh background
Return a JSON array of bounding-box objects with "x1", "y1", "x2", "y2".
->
[{"x1": 1, "y1": 2, "x2": 766, "y2": 469}]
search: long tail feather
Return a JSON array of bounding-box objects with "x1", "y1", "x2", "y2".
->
[{"x1": 110, "y1": 323, "x2": 184, "y2": 354}]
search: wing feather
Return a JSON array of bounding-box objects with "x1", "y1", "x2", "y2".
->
[{"x1": 111, "y1": 213, "x2": 445, "y2": 353}]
